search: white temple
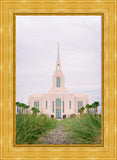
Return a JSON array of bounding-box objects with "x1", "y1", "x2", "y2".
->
[{"x1": 28, "y1": 43, "x2": 88, "y2": 119}]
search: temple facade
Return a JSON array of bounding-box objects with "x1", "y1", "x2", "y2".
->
[{"x1": 28, "y1": 44, "x2": 88, "y2": 119}]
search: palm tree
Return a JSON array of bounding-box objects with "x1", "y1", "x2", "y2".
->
[
  {"x1": 24, "y1": 105, "x2": 30, "y2": 114},
  {"x1": 86, "y1": 104, "x2": 93, "y2": 114},
  {"x1": 91, "y1": 101, "x2": 100, "y2": 114},
  {"x1": 20, "y1": 103, "x2": 25, "y2": 114},
  {"x1": 94, "y1": 101, "x2": 100, "y2": 113},
  {"x1": 26, "y1": 105, "x2": 30, "y2": 109},
  {"x1": 22, "y1": 103, "x2": 26, "y2": 114},
  {"x1": 86, "y1": 104, "x2": 90, "y2": 113},
  {"x1": 78, "y1": 106, "x2": 85, "y2": 115},
  {"x1": 16, "y1": 102, "x2": 30, "y2": 114},
  {"x1": 16, "y1": 101, "x2": 20, "y2": 114},
  {"x1": 31, "y1": 107, "x2": 40, "y2": 115}
]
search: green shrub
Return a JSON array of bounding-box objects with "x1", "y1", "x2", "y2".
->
[
  {"x1": 70, "y1": 114, "x2": 77, "y2": 118},
  {"x1": 61, "y1": 114, "x2": 101, "y2": 144},
  {"x1": 16, "y1": 114, "x2": 58, "y2": 144}
]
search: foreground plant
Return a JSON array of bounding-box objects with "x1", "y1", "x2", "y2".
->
[
  {"x1": 61, "y1": 114, "x2": 101, "y2": 144},
  {"x1": 16, "y1": 114, "x2": 58, "y2": 144}
]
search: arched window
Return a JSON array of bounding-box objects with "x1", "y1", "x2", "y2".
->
[
  {"x1": 46, "y1": 101, "x2": 48, "y2": 109},
  {"x1": 78, "y1": 101, "x2": 83, "y2": 111},
  {"x1": 56, "y1": 77, "x2": 60, "y2": 88},
  {"x1": 69, "y1": 101, "x2": 71, "y2": 109},
  {"x1": 34, "y1": 101, "x2": 39, "y2": 110},
  {"x1": 56, "y1": 98, "x2": 61, "y2": 106},
  {"x1": 63, "y1": 101, "x2": 64, "y2": 113},
  {"x1": 52, "y1": 101, "x2": 54, "y2": 113},
  {"x1": 56, "y1": 99, "x2": 61, "y2": 119}
]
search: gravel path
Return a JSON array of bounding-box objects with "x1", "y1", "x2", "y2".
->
[{"x1": 39, "y1": 124, "x2": 70, "y2": 144}]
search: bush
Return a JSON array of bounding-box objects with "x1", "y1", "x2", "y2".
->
[
  {"x1": 16, "y1": 114, "x2": 58, "y2": 144},
  {"x1": 61, "y1": 114, "x2": 101, "y2": 144},
  {"x1": 70, "y1": 114, "x2": 76, "y2": 118}
]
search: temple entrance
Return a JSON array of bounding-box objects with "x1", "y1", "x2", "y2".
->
[
  {"x1": 63, "y1": 115, "x2": 66, "y2": 119},
  {"x1": 51, "y1": 115, "x2": 54, "y2": 118},
  {"x1": 56, "y1": 98, "x2": 61, "y2": 119}
]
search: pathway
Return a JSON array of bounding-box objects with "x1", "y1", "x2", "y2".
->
[{"x1": 38, "y1": 124, "x2": 71, "y2": 144}]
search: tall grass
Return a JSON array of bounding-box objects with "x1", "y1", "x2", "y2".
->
[
  {"x1": 16, "y1": 114, "x2": 58, "y2": 144},
  {"x1": 60, "y1": 114, "x2": 101, "y2": 144}
]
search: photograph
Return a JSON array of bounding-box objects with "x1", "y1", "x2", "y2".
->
[{"x1": 16, "y1": 15, "x2": 101, "y2": 145}]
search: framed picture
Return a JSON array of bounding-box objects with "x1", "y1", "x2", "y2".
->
[
  {"x1": 15, "y1": 15, "x2": 102, "y2": 146},
  {"x1": 0, "y1": 0, "x2": 116, "y2": 159}
]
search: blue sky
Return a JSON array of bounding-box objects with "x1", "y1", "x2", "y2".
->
[{"x1": 16, "y1": 16, "x2": 101, "y2": 113}]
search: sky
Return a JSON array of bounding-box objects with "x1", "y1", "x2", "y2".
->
[{"x1": 16, "y1": 16, "x2": 101, "y2": 113}]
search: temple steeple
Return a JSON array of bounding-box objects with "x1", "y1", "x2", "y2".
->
[
  {"x1": 48, "y1": 43, "x2": 69, "y2": 93},
  {"x1": 56, "y1": 42, "x2": 61, "y2": 70}
]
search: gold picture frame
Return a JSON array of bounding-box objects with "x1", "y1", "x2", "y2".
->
[
  {"x1": 0, "y1": 0, "x2": 116, "y2": 159},
  {"x1": 13, "y1": 12, "x2": 104, "y2": 148}
]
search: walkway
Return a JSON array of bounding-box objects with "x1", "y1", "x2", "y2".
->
[{"x1": 39, "y1": 124, "x2": 70, "y2": 144}]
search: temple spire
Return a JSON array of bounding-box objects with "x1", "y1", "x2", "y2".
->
[{"x1": 56, "y1": 42, "x2": 61, "y2": 70}]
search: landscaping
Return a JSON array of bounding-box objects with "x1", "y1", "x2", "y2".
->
[
  {"x1": 16, "y1": 114, "x2": 58, "y2": 144},
  {"x1": 60, "y1": 114, "x2": 101, "y2": 144},
  {"x1": 16, "y1": 101, "x2": 101, "y2": 144}
]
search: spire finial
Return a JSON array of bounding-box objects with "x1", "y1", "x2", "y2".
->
[{"x1": 56, "y1": 42, "x2": 61, "y2": 70}]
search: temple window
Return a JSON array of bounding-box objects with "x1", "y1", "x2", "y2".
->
[
  {"x1": 56, "y1": 77, "x2": 60, "y2": 88},
  {"x1": 78, "y1": 101, "x2": 83, "y2": 111},
  {"x1": 34, "y1": 101, "x2": 39, "y2": 110},
  {"x1": 52, "y1": 101, "x2": 54, "y2": 113},
  {"x1": 69, "y1": 101, "x2": 71, "y2": 109},
  {"x1": 46, "y1": 101, "x2": 48, "y2": 109},
  {"x1": 56, "y1": 98, "x2": 61, "y2": 106},
  {"x1": 63, "y1": 101, "x2": 64, "y2": 113}
]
